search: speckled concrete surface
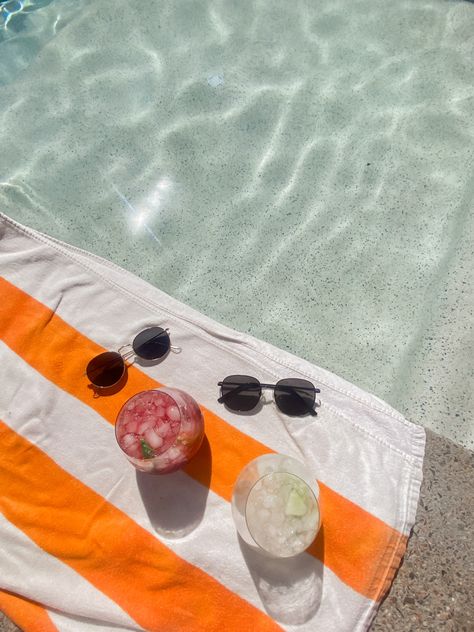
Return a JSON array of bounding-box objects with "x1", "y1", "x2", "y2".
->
[
  {"x1": 373, "y1": 430, "x2": 474, "y2": 631},
  {"x1": 0, "y1": 613, "x2": 18, "y2": 632},
  {"x1": 2, "y1": 429, "x2": 472, "y2": 631}
]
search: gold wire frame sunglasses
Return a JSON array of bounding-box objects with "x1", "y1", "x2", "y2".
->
[{"x1": 86, "y1": 326, "x2": 179, "y2": 389}]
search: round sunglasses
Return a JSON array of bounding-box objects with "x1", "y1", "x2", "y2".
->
[
  {"x1": 218, "y1": 375, "x2": 320, "y2": 416},
  {"x1": 86, "y1": 327, "x2": 172, "y2": 389}
]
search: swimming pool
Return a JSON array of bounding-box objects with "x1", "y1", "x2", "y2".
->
[{"x1": 0, "y1": 0, "x2": 473, "y2": 448}]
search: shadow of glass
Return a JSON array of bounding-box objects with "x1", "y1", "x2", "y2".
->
[
  {"x1": 136, "y1": 436, "x2": 211, "y2": 539},
  {"x1": 238, "y1": 525, "x2": 324, "y2": 625}
]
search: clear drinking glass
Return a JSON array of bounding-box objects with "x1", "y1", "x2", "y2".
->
[
  {"x1": 232, "y1": 454, "x2": 320, "y2": 557},
  {"x1": 115, "y1": 388, "x2": 204, "y2": 474}
]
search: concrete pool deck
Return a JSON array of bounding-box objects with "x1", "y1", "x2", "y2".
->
[{"x1": 1, "y1": 429, "x2": 472, "y2": 631}]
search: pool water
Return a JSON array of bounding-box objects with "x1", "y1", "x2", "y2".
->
[{"x1": 0, "y1": 0, "x2": 473, "y2": 448}]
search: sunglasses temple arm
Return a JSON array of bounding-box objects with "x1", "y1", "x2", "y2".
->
[{"x1": 301, "y1": 393, "x2": 317, "y2": 416}]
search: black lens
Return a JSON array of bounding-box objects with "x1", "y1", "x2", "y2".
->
[
  {"x1": 274, "y1": 379, "x2": 316, "y2": 416},
  {"x1": 132, "y1": 327, "x2": 170, "y2": 360},
  {"x1": 219, "y1": 375, "x2": 261, "y2": 411},
  {"x1": 86, "y1": 351, "x2": 125, "y2": 388}
]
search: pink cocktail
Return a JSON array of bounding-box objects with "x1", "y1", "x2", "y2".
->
[{"x1": 115, "y1": 388, "x2": 204, "y2": 474}]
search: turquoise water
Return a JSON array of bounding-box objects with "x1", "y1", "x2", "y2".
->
[{"x1": 0, "y1": 0, "x2": 473, "y2": 448}]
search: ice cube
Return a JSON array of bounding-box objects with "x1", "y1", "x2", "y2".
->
[
  {"x1": 263, "y1": 495, "x2": 276, "y2": 509},
  {"x1": 139, "y1": 460, "x2": 155, "y2": 473},
  {"x1": 129, "y1": 444, "x2": 144, "y2": 459},
  {"x1": 121, "y1": 433, "x2": 138, "y2": 449},
  {"x1": 155, "y1": 395, "x2": 169, "y2": 408},
  {"x1": 179, "y1": 418, "x2": 193, "y2": 434},
  {"x1": 166, "y1": 405, "x2": 180, "y2": 422},
  {"x1": 152, "y1": 452, "x2": 168, "y2": 468},
  {"x1": 263, "y1": 476, "x2": 275, "y2": 491},
  {"x1": 268, "y1": 525, "x2": 277, "y2": 537},
  {"x1": 157, "y1": 422, "x2": 170, "y2": 437},
  {"x1": 139, "y1": 419, "x2": 156, "y2": 433},
  {"x1": 165, "y1": 447, "x2": 182, "y2": 462},
  {"x1": 144, "y1": 428, "x2": 164, "y2": 449},
  {"x1": 117, "y1": 426, "x2": 129, "y2": 440},
  {"x1": 126, "y1": 420, "x2": 139, "y2": 434}
]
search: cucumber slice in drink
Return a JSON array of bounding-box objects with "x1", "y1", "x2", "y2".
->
[{"x1": 285, "y1": 488, "x2": 308, "y2": 516}]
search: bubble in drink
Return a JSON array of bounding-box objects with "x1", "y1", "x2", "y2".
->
[{"x1": 115, "y1": 388, "x2": 204, "y2": 474}]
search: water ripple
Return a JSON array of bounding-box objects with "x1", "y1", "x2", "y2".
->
[{"x1": 0, "y1": 0, "x2": 473, "y2": 447}]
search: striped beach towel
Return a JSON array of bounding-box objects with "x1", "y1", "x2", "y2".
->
[{"x1": 0, "y1": 212, "x2": 425, "y2": 632}]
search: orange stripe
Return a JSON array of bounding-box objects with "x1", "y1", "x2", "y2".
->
[
  {"x1": 0, "y1": 277, "x2": 404, "y2": 599},
  {"x1": 0, "y1": 590, "x2": 57, "y2": 632},
  {"x1": 0, "y1": 421, "x2": 281, "y2": 632},
  {"x1": 309, "y1": 482, "x2": 407, "y2": 601}
]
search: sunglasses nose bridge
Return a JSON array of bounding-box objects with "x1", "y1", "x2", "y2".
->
[
  {"x1": 261, "y1": 392, "x2": 272, "y2": 406},
  {"x1": 118, "y1": 344, "x2": 135, "y2": 363}
]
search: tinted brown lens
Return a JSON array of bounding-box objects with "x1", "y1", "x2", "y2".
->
[
  {"x1": 274, "y1": 379, "x2": 315, "y2": 416},
  {"x1": 132, "y1": 327, "x2": 170, "y2": 360},
  {"x1": 221, "y1": 375, "x2": 261, "y2": 411},
  {"x1": 86, "y1": 351, "x2": 125, "y2": 388}
]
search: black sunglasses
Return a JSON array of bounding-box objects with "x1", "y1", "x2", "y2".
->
[
  {"x1": 218, "y1": 375, "x2": 320, "y2": 416},
  {"x1": 86, "y1": 327, "x2": 173, "y2": 389}
]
